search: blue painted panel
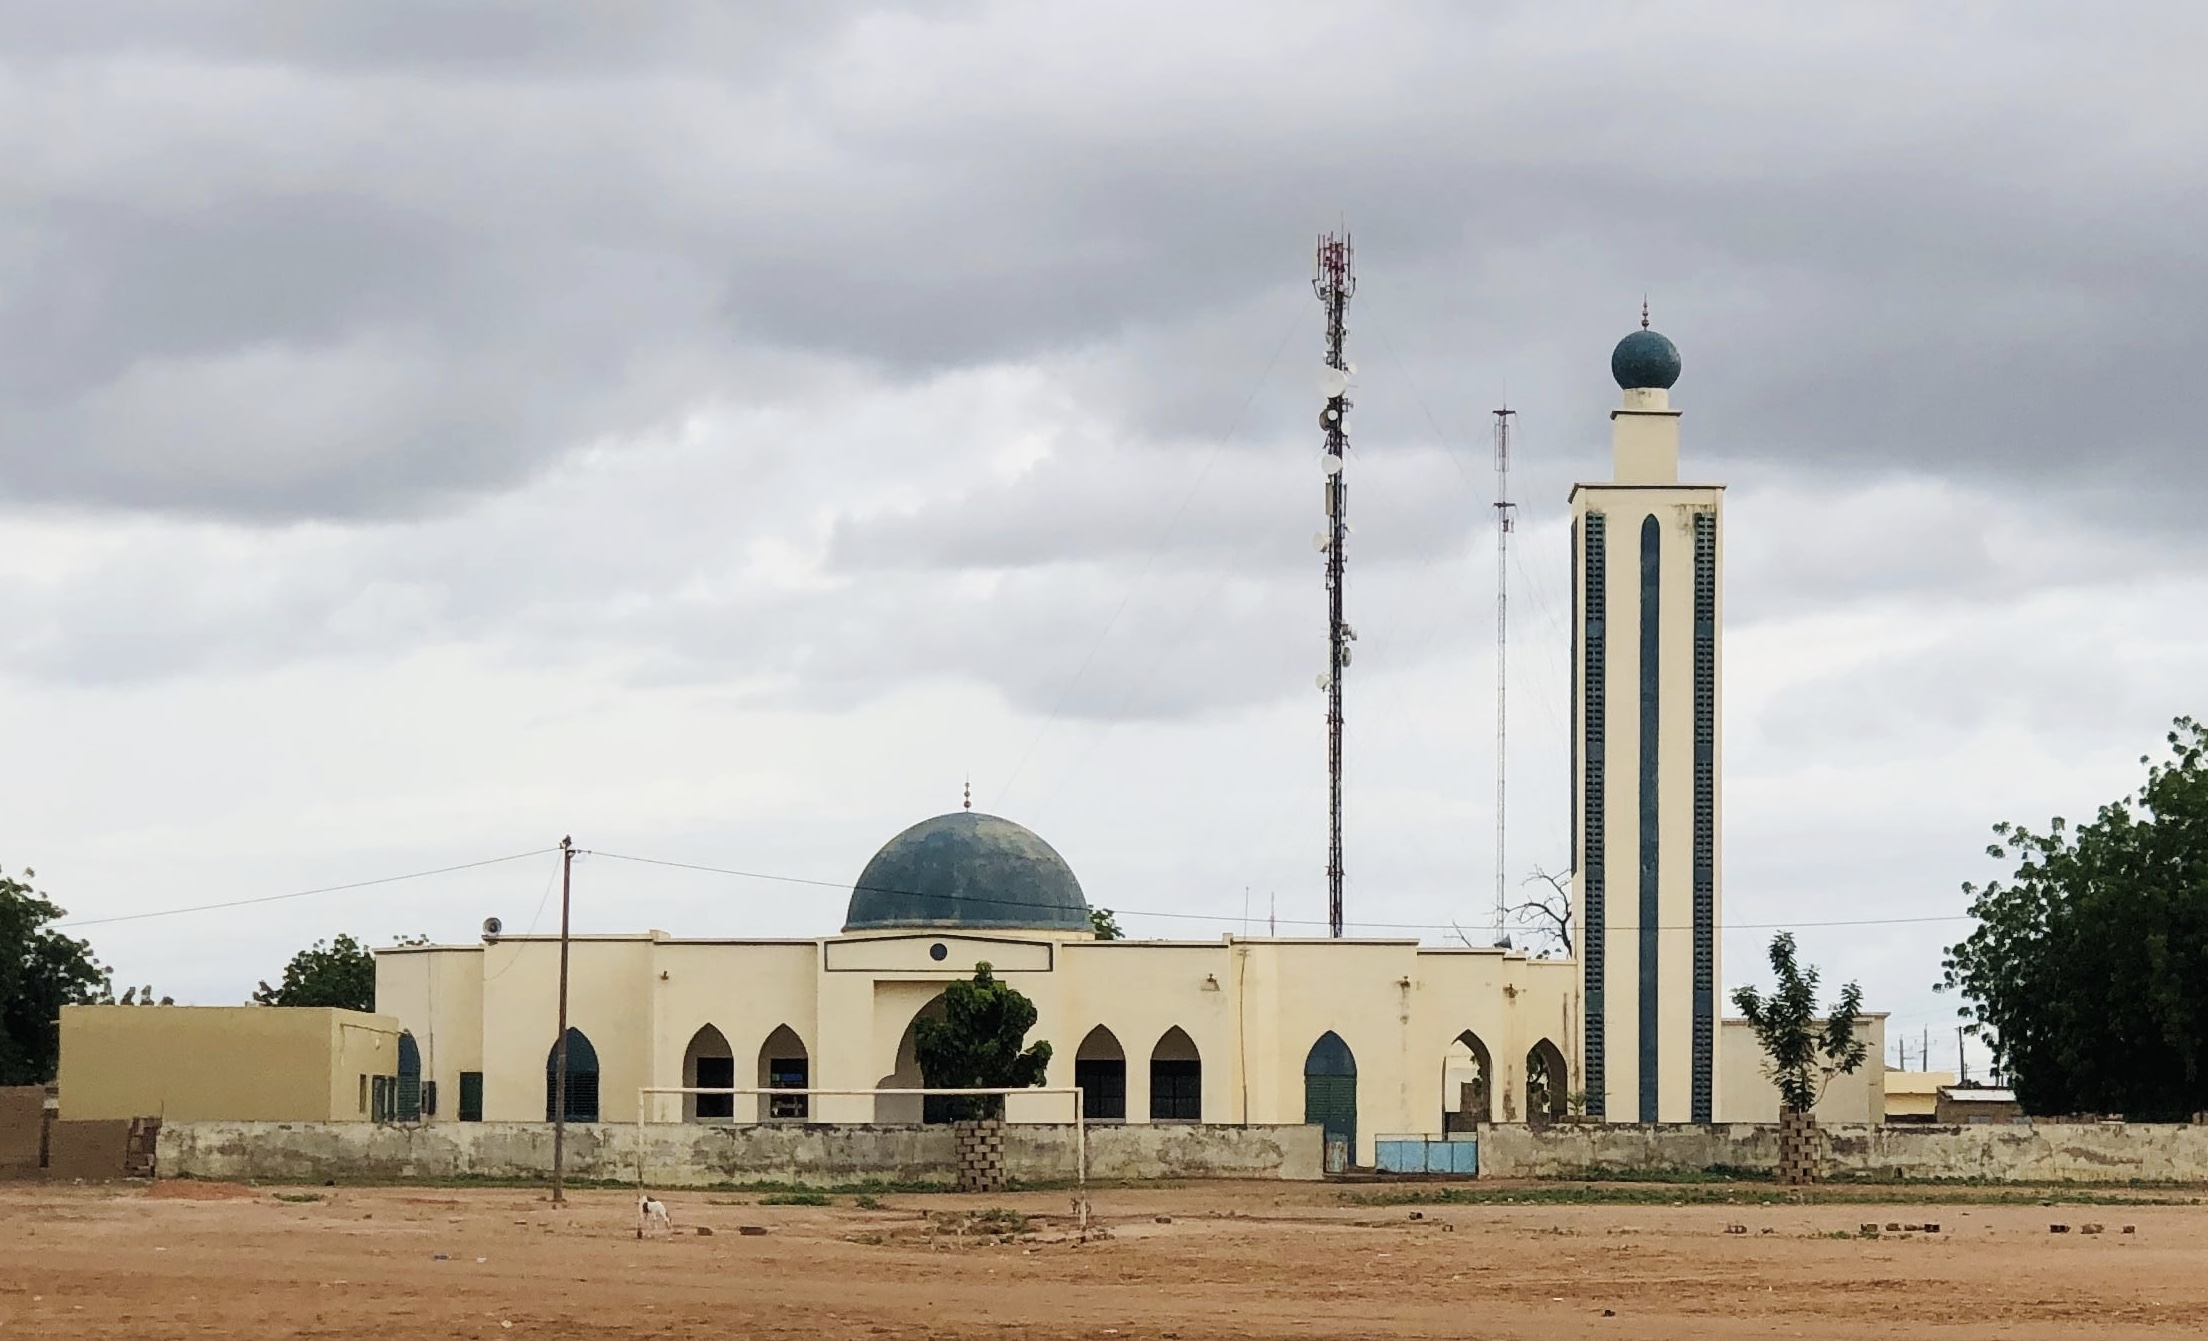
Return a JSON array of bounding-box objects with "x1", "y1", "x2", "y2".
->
[{"x1": 1375, "y1": 1140, "x2": 1423, "y2": 1174}]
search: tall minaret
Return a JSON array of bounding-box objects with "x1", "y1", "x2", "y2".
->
[{"x1": 1570, "y1": 312, "x2": 1723, "y2": 1123}]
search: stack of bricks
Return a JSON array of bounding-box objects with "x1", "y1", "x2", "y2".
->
[
  {"x1": 1777, "y1": 1108, "x2": 1821, "y2": 1185},
  {"x1": 953, "y1": 1118, "x2": 1006, "y2": 1193}
]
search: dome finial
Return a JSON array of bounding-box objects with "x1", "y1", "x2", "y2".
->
[
  {"x1": 1641, "y1": 295, "x2": 1650, "y2": 329},
  {"x1": 962, "y1": 776, "x2": 971, "y2": 811}
]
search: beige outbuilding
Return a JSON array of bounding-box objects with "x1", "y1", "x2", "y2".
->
[{"x1": 57, "y1": 1005, "x2": 406, "y2": 1122}]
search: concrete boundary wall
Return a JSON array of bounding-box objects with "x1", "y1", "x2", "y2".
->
[
  {"x1": 1478, "y1": 1121, "x2": 2208, "y2": 1183},
  {"x1": 156, "y1": 1121, "x2": 1324, "y2": 1186}
]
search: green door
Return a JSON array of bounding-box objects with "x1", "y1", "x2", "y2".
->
[
  {"x1": 1303, "y1": 1031, "x2": 1358, "y2": 1156},
  {"x1": 1304, "y1": 1074, "x2": 1357, "y2": 1150}
]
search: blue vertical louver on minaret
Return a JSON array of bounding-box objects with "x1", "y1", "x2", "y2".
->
[
  {"x1": 1691, "y1": 513, "x2": 1718, "y2": 1121},
  {"x1": 1580, "y1": 512, "x2": 1607, "y2": 1118},
  {"x1": 1637, "y1": 514, "x2": 1662, "y2": 1123}
]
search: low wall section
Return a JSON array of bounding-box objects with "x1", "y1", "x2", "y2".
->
[
  {"x1": 156, "y1": 1121, "x2": 1324, "y2": 1186},
  {"x1": 1478, "y1": 1121, "x2": 2208, "y2": 1183}
]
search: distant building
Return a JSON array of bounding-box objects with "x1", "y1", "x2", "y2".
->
[
  {"x1": 1936, "y1": 1085, "x2": 2025, "y2": 1125},
  {"x1": 371, "y1": 322, "x2": 1888, "y2": 1161},
  {"x1": 378, "y1": 810, "x2": 1583, "y2": 1171},
  {"x1": 1883, "y1": 1068, "x2": 1956, "y2": 1123}
]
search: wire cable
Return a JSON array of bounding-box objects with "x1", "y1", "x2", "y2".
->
[
  {"x1": 583, "y1": 849, "x2": 1970, "y2": 936},
  {"x1": 57, "y1": 848, "x2": 560, "y2": 928}
]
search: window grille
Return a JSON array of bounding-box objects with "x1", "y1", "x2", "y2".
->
[
  {"x1": 1580, "y1": 511, "x2": 1607, "y2": 1116},
  {"x1": 1691, "y1": 511, "x2": 1718, "y2": 1122}
]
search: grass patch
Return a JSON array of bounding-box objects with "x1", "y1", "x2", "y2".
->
[
  {"x1": 853, "y1": 1194, "x2": 882, "y2": 1210},
  {"x1": 271, "y1": 1192, "x2": 322, "y2": 1204},
  {"x1": 758, "y1": 1191, "x2": 833, "y2": 1207},
  {"x1": 1348, "y1": 1182, "x2": 2202, "y2": 1208}
]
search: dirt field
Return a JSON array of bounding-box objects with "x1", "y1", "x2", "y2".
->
[{"x1": 3, "y1": 1180, "x2": 2206, "y2": 1339}]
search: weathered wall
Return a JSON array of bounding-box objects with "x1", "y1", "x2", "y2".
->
[
  {"x1": 44, "y1": 1119, "x2": 132, "y2": 1181},
  {"x1": 156, "y1": 1120, "x2": 1324, "y2": 1186},
  {"x1": 0, "y1": 1087, "x2": 46, "y2": 1179},
  {"x1": 1479, "y1": 1121, "x2": 2208, "y2": 1183}
]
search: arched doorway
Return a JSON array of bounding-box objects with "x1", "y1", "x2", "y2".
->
[
  {"x1": 1304, "y1": 1031, "x2": 1358, "y2": 1155},
  {"x1": 1526, "y1": 1038, "x2": 1570, "y2": 1126},
  {"x1": 1149, "y1": 1027, "x2": 1202, "y2": 1121},
  {"x1": 396, "y1": 1031, "x2": 423, "y2": 1122},
  {"x1": 1443, "y1": 1031, "x2": 1492, "y2": 1133},
  {"x1": 682, "y1": 1024, "x2": 734, "y2": 1121},
  {"x1": 875, "y1": 994, "x2": 947, "y2": 1124},
  {"x1": 545, "y1": 1027, "x2": 600, "y2": 1124},
  {"x1": 1075, "y1": 1026, "x2": 1126, "y2": 1121},
  {"x1": 758, "y1": 1025, "x2": 810, "y2": 1122}
]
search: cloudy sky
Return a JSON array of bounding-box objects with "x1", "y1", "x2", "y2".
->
[{"x1": 6, "y1": 2, "x2": 2205, "y2": 1072}]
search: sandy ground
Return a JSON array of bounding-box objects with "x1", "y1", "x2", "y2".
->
[{"x1": 2, "y1": 1180, "x2": 2205, "y2": 1339}]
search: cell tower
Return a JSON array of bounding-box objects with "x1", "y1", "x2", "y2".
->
[
  {"x1": 1493, "y1": 405, "x2": 1516, "y2": 946},
  {"x1": 1313, "y1": 233, "x2": 1355, "y2": 939}
]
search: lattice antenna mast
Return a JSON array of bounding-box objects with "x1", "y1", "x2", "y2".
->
[
  {"x1": 1493, "y1": 406, "x2": 1516, "y2": 946},
  {"x1": 1314, "y1": 233, "x2": 1355, "y2": 939}
]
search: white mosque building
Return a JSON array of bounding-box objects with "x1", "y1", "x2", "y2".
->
[{"x1": 375, "y1": 326, "x2": 1884, "y2": 1167}]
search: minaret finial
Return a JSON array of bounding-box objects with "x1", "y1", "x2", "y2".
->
[
  {"x1": 962, "y1": 776, "x2": 971, "y2": 811},
  {"x1": 1641, "y1": 296, "x2": 1650, "y2": 329}
]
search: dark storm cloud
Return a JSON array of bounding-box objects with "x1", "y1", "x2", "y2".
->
[{"x1": 3, "y1": 2, "x2": 2205, "y2": 524}]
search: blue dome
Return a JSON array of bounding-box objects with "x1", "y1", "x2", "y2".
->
[
  {"x1": 1611, "y1": 328, "x2": 1681, "y2": 390},
  {"x1": 843, "y1": 812, "x2": 1091, "y2": 933}
]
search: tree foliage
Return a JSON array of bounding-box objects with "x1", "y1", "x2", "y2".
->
[
  {"x1": 252, "y1": 934, "x2": 376, "y2": 1011},
  {"x1": 1732, "y1": 932, "x2": 1867, "y2": 1114},
  {"x1": 1088, "y1": 907, "x2": 1123, "y2": 940},
  {"x1": 0, "y1": 867, "x2": 111, "y2": 1085},
  {"x1": 914, "y1": 962, "x2": 1053, "y2": 1120},
  {"x1": 1940, "y1": 717, "x2": 2208, "y2": 1120}
]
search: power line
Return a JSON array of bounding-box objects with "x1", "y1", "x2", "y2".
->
[
  {"x1": 56, "y1": 848, "x2": 559, "y2": 928},
  {"x1": 53, "y1": 842, "x2": 1979, "y2": 940},
  {"x1": 584, "y1": 849, "x2": 1970, "y2": 937}
]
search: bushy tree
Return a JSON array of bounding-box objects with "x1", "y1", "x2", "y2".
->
[
  {"x1": 0, "y1": 867, "x2": 112, "y2": 1085},
  {"x1": 1941, "y1": 717, "x2": 2208, "y2": 1120},
  {"x1": 1088, "y1": 908, "x2": 1123, "y2": 940},
  {"x1": 914, "y1": 962, "x2": 1052, "y2": 1120},
  {"x1": 252, "y1": 934, "x2": 376, "y2": 1011},
  {"x1": 1733, "y1": 932, "x2": 1867, "y2": 1114}
]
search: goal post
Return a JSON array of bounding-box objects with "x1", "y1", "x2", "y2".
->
[{"x1": 632, "y1": 1085, "x2": 1088, "y2": 1205}]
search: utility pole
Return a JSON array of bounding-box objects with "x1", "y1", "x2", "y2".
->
[
  {"x1": 1314, "y1": 232, "x2": 1355, "y2": 939},
  {"x1": 550, "y1": 835, "x2": 574, "y2": 1207},
  {"x1": 1493, "y1": 406, "x2": 1516, "y2": 946}
]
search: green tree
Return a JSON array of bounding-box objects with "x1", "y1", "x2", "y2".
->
[
  {"x1": 252, "y1": 934, "x2": 376, "y2": 1011},
  {"x1": 1940, "y1": 717, "x2": 2208, "y2": 1120},
  {"x1": 0, "y1": 867, "x2": 112, "y2": 1085},
  {"x1": 1732, "y1": 932, "x2": 1867, "y2": 1114},
  {"x1": 1088, "y1": 907, "x2": 1123, "y2": 940},
  {"x1": 914, "y1": 962, "x2": 1052, "y2": 1120}
]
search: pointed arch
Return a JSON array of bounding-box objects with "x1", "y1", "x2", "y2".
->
[
  {"x1": 1149, "y1": 1026, "x2": 1201, "y2": 1122},
  {"x1": 758, "y1": 1025, "x2": 810, "y2": 1122},
  {"x1": 1444, "y1": 1030, "x2": 1493, "y2": 1131},
  {"x1": 1303, "y1": 1032, "x2": 1358, "y2": 1153},
  {"x1": 682, "y1": 1024, "x2": 734, "y2": 1121},
  {"x1": 396, "y1": 1031, "x2": 423, "y2": 1123},
  {"x1": 875, "y1": 993, "x2": 947, "y2": 1124},
  {"x1": 545, "y1": 1027, "x2": 600, "y2": 1123},
  {"x1": 1075, "y1": 1025, "x2": 1126, "y2": 1121},
  {"x1": 1527, "y1": 1037, "x2": 1571, "y2": 1126}
]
